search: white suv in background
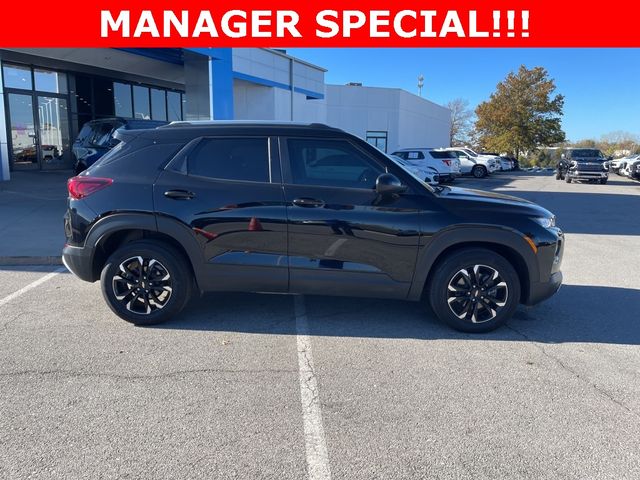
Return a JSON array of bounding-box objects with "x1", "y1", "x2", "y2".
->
[
  {"x1": 390, "y1": 148, "x2": 461, "y2": 183},
  {"x1": 442, "y1": 148, "x2": 499, "y2": 178}
]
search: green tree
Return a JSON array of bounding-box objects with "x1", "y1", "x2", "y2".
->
[{"x1": 475, "y1": 65, "x2": 565, "y2": 159}]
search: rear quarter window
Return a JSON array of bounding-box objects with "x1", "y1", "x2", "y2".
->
[{"x1": 90, "y1": 141, "x2": 184, "y2": 176}]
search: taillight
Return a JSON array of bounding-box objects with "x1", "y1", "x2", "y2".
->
[
  {"x1": 67, "y1": 176, "x2": 113, "y2": 199},
  {"x1": 442, "y1": 159, "x2": 451, "y2": 166}
]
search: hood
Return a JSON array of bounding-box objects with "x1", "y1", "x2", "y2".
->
[{"x1": 437, "y1": 186, "x2": 552, "y2": 218}]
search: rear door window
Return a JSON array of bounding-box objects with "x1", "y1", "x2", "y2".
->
[{"x1": 187, "y1": 137, "x2": 270, "y2": 183}]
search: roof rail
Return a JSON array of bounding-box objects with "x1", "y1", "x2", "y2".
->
[{"x1": 159, "y1": 120, "x2": 334, "y2": 129}]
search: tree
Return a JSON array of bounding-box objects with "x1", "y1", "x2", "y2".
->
[
  {"x1": 474, "y1": 65, "x2": 565, "y2": 159},
  {"x1": 446, "y1": 98, "x2": 473, "y2": 146}
]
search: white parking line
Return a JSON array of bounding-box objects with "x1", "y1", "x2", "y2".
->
[
  {"x1": 0, "y1": 267, "x2": 66, "y2": 308},
  {"x1": 294, "y1": 295, "x2": 331, "y2": 480}
]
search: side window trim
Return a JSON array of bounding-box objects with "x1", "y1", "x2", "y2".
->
[{"x1": 280, "y1": 136, "x2": 387, "y2": 190}]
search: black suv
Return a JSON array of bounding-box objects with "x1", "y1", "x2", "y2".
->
[
  {"x1": 556, "y1": 148, "x2": 608, "y2": 184},
  {"x1": 63, "y1": 122, "x2": 564, "y2": 332},
  {"x1": 72, "y1": 118, "x2": 168, "y2": 174}
]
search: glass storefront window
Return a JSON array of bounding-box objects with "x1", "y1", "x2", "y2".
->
[
  {"x1": 3, "y1": 64, "x2": 33, "y2": 90},
  {"x1": 34, "y1": 68, "x2": 67, "y2": 94},
  {"x1": 151, "y1": 88, "x2": 167, "y2": 121},
  {"x1": 133, "y1": 85, "x2": 150, "y2": 120},
  {"x1": 114, "y1": 82, "x2": 133, "y2": 118},
  {"x1": 93, "y1": 78, "x2": 115, "y2": 117},
  {"x1": 37, "y1": 96, "x2": 72, "y2": 170},
  {"x1": 167, "y1": 91, "x2": 182, "y2": 121}
]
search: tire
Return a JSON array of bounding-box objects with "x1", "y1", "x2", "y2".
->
[
  {"x1": 555, "y1": 171, "x2": 562, "y2": 180},
  {"x1": 472, "y1": 165, "x2": 487, "y2": 178},
  {"x1": 600, "y1": 179, "x2": 607, "y2": 185},
  {"x1": 100, "y1": 240, "x2": 192, "y2": 325},
  {"x1": 428, "y1": 248, "x2": 521, "y2": 333},
  {"x1": 565, "y1": 175, "x2": 572, "y2": 183}
]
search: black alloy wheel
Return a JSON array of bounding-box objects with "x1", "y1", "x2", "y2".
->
[
  {"x1": 428, "y1": 248, "x2": 520, "y2": 333},
  {"x1": 101, "y1": 241, "x2": 192, "y2": 325}
]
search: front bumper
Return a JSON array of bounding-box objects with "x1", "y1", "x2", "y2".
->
[
  {"x1": 568, "y1": 171, "x2": 608, "y2": 181},
  {"x1": 526, "y1": 271, "x2": 563, "y2": 305},
  {"x1": 62, "y1": 244, "x2": 97, "y2": 282}
]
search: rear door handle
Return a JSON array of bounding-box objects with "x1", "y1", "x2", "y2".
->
[
  {"x1": 164, "y1": 189, "x2": 196, "y2": 200},
  {"x1": 292, "y1": 197, "x2": 325, "y2": 208}
]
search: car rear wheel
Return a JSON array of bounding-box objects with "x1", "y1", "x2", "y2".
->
[
  {"x1": 472, "y1": 165, "x2": 487, "y2": 178},
  {"x1": 428, "y1": 248, "x2": 521, "y2": 333},
  {"x1": 100, "y1": 240, "x2": 192, "y2": 325}
]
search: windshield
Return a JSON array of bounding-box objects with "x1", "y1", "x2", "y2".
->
[
  {"x1": 569, "y1": 149, "x2": 603, "y2": 160},
  {"x1": 385, "y1": 154, "x2": 436, "y2": 193},
  {"x1": 461, "y1": 148, "x2": 478, "y2": 157}
]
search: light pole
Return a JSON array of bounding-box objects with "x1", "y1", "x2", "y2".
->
[{"x1": 417, "y1": 74, "x2": 424, "y2": 97}]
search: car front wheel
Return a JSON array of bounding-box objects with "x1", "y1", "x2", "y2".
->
[
  {"x1": 428, "y1": 248, "x2": 521, "y2": 333},
  {"x1": 100, "y1": 240, "x2": 192, "y2": 325}
]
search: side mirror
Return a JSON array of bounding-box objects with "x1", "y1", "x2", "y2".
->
[{"x1": 375, "y1": 173, "x2": 406, "y2": 195}]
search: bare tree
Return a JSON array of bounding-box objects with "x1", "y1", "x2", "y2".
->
[{"x1": 446, "y1": 98, "x2": 474, "y2": 146}]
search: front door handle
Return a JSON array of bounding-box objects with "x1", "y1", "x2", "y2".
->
[
  {"x1": 293, "y1": 197, "x2": 324, "y2": 208},
  {"x1": 164, "y1": 189, "x2": 195, "y2": 200}
]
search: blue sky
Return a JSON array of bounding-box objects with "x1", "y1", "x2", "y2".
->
[{"x1": 289, "y1": 48, "x2": 640, "y2": 142}]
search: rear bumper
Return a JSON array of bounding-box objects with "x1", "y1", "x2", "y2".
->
[{"x1": 62, "y1": 244, "x2": 96, "y2": 282}]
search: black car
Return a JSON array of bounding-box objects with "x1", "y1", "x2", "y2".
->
[
  {"x1": 72, "y1": 118, "x2": 168, "y2": 174},
  {"x1": 63, "y1": 122, "x2": 564, "y2": 333},
  {"x1": 556, "y1": 148, "x2": 608, "y2": 184}
]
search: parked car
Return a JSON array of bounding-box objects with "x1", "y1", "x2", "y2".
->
[
  {"x1": 556, "y1": 148, "x2": 608, "y2": 184},
  {"x1": 388, "y1": 154, "x2": 440, "y2": 185},
  {"x1": 390, "y1": 148, "x2": 461, "y2": 183},
  {"x1": 497, "y1": 157, "x2": 514, "y2": 171},
  {"x1": 441, "y1": 148, "x2": 498, "y2": 178},
  {"x1": 458, "y1": 148, "x2": 501, "y2": 172},
  {"x1": 72, "y1": 118, "x2": 168, "y2": 173},
  {"x1": 610, "y1": 154, "x2": 638, "y2": 174},
  {"x1": 629, "y1": 159, "x2": 640, "y2": 180},
  {"x1": 63, "y1": 122, "x2": 564, "y2": 333},
  {"x1": 623, "y1": 158, "x2": 640, "y2": 179}
]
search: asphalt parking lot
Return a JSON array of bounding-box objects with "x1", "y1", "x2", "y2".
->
[{"x1": 1, "y1": 172, "x2": 639, "y2": 479}]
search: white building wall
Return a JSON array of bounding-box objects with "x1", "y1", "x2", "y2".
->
[
  {"x1": 233, "y1": 79, "x2": 276, "y2": 120},
  {"x1": 324, "y1": 85, "x2": 450, "y2": 152},
  {"x1": 397, "y1": 90, "x2": 451, "y2": 149},
  {"x1": 325, "y1": 85, "x2": 400, "y2": 150},
  {"x1": 230, "y1": 49, "x2": 451, "y2": 152}
]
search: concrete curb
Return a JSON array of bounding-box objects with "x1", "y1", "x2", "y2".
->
[{"x1": 0, "y1": 256, "x2": 63, "y2": 266}]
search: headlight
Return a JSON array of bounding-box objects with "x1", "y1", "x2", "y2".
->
[{"x1": 532, "y1": 216, "x2": 556, "y2": 228}]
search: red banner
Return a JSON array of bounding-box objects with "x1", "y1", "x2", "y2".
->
[{"x1": 0, "y1": 0, "x2": 638, "y2": 47}]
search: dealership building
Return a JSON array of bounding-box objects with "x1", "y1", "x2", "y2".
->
[{"x1": 0, "y1": 48, "x2": 451, "y2": 181}]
